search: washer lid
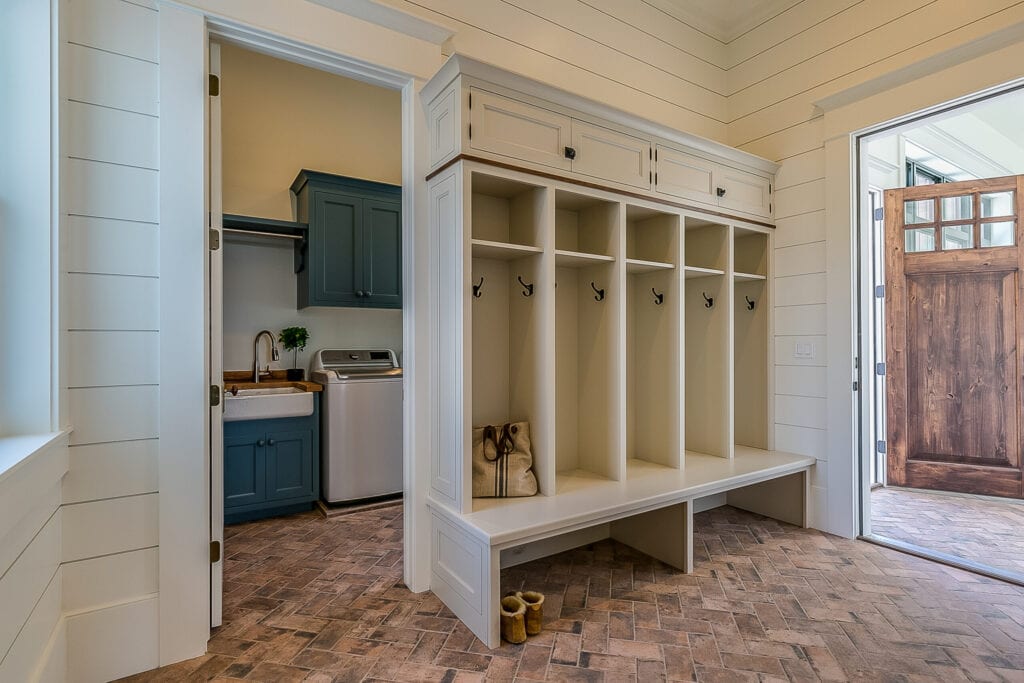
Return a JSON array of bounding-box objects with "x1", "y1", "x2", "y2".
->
[{"x1": 312, "y1": 349, "x2": 401, "y2": 381}]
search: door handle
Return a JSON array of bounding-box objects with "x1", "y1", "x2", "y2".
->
[
  {"x1": 564, "y1": 146, "x2": 577, "y2": 160},
  {"x1": 356, "y1": 290, "x2": 365, "y2": 297},
  {"x1": 365, "y1": 290, "x2": 372, "y2": 297},
  {"x1": 257, "y1": 439, "x2": 266, "y2": 447},
  {"x1": 267, "y1": 439, "x2": 275, "y2": 446},
  {"x1": 716, "y1": 187, "x2": 726, "y2": 197}
]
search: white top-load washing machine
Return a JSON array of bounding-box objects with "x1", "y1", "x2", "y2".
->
[{"x1": 311, "y1": 349, "x2": 403, "y2": 504}]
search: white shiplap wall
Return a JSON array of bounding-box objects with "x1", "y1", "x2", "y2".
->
[
  {"x1": 61, "y1": 0, "x2": 161, "y2": 680},
  {"x1": 725, "y1": 0, "x2": 1024, "y2": 533}
]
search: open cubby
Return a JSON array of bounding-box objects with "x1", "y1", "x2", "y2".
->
[
  {"x1": 555, "y1": 190, "x2": 618, "y2": 264},
  {"x1": 734, "y1": 230, "x2": 768, "y2": 280},
  {"x1": 471, "y1": 252, "x2": 552, "y2": 502},
  {"x1": 684, "y1": 218, "x2": 728, "y2": 278},
  {"x1": 735, "y1": 278, "x2": 768, "y2": 450},
  {"x1": 555, "y1": 260, "x2": 621, "y2": 482},
  {"x1": 471, "y1": 172, "x2": 546, "y2": 252},
  {"x1": 684, "y1": 270, "x2": 730, "y2": 458},
  {"x1": 626, "y1": 207, "x2": 681, "y2": 469}
]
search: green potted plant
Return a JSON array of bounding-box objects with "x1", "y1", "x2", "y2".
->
[{"x1": 280, "y1": 326, "x2": 310, "y2": 381}]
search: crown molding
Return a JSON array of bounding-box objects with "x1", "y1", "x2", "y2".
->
[{"x1": 306, "y1": 0, "x2": 454, "y2": 45}]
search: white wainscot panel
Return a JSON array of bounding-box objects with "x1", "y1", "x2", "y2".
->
[
  {"x1": 66, "y1": 216, "x2": 159, "y2": 277},
  {"x1": 62, "y1": 493, "x2": 158, "y2": 562},
  {"x1": 66, "y1": 158, "x2": 158, "y2": 224},
  {"x1": 66, "y1": 42, "x2": 158, "y2": 116},
  {"x1": 773, "y1": 149, "x2": 824, "y2": 190},
  {"x1": 66, "y1": 274, "x2": 159, "y2": 331},
  {"x1": 809, "y1": 485, "x2": 828, "y2": 530},
  {"x1": 68, "y1": 386, "x2": 159, "y2": 446},
  {"x1": 775, "y1": 366, "x2": 827, "y2": 398},
  {"x1": 773, "y1": 210, "x2": 824, "y2": 248},
  {"x1": 66, "y1": 597, "x2": 158, "y2": 682},
  {"x1": 63, "y1": 440, "x2": 159, "y2": 504},
  {"x1": 0, "y1": 571, "x2": 61, "y2": 683},
  {"x1": 774, "y1": 424, "x2": 827, "y2": 460},
  {"x1": 0, "y1": 513, "x2": 60, "y2": 660},
  {"x1": 810, "y1": 459, "x2": 827, "y2": 489},
  {"x1": 68, "y1": 0, "x2": 158, "y2": 63},
  {"x1": 774, "y1": 335, "x2": 826, "y2": 367},
  {"x1": 775, "y1": 395, "x2": 827, "y2": 431},
  {"x1": 68, "y1": 331, "x2": 159, "y2": 387},
  {"x1": 66, "y1": 101, "x2": 158, "y2": 169},
  {"x1": 63, "y1": 547, "x2": 158, "y2": 613},
  {"x1": 774, "y1": 242, "x2": 825, "y2": 277},
  {"x1": 775, "y1": 273, "x2": 826, "y2": 306},
  {"x1": 774, "y1": 304, "x2": 826, "y2": 336}
]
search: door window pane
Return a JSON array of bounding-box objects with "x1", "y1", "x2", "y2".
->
[
  {"x1": 941, "y1": 195, "x2": 972, "y2": 221},
  {"x1": 981, "y1": 191, "x2": 1014, "y2": 218},
  {"x1": 904, "y1": 199, "x2": 935, "y2": 224},
  {"x1": 904, "y1": 227, "x2": 935, "y2": 253},
  {"x1": 941, "y1": 224, "x2": 973, "y2": 250},
  {"x1": 980, "y1": 221, "x2": 1015, "y2": 247}
]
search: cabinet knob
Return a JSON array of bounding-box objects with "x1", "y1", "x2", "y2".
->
[
  {"x1": 268, "y1": 439, "x2": 275, "y2": 446},
  {"x1": 716, "y1": 187, "x2": 726, "y2": 197},
  {"x1": 365, "y1": 290, "x2": 372, "y2": 297},
  {"x1": 257, "y1": 439, "x2": 266, "y2": 447},
  {"x1": 356, "y1": 290, "x2": 365, "y2": 297},
  {"x1": 564, "y1": 146, "x2": 577, "y2": 160}
]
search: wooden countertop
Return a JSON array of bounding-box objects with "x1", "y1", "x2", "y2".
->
[{"x1": 223, "y1": 370, "x2": 323, "y2": 393}]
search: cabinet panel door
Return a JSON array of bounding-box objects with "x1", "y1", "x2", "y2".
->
[
  {"x1": 224, "y1": 434, "x2": 265, "y2": 507},
  {"x1": 716, "y1": 166, "x2": 772, "y2": 218},
  {"x1": 362, "y1": 199, "x2": 402, "y2": 309},
  {"x1": 469, "y1": 88, "x2": 572, "y2": 171},
  {"x1": 571, "y1": 120, "x2": 651, "y2": 189},
  {"x1": 313, "y1": 191, "x2": 363, "y2": 306},
  {"x1": 654, "y1": 146, "x2": 717, "y2": 204},
  {"x1": 266, "y1": 429, "x2": 313, "y2": 501}
]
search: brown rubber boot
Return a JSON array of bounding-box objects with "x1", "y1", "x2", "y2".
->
[
  {"x1": 500, "y1": 595, "x2": 527, "y2": 644},
  {"x1": 517, "y1": 591, "x2": 544, "y2": 636}
]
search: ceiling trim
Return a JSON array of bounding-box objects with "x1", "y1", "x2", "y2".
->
[
  {"x1": 646, "y1": 0, "x2": 801, "y2": 43},
  {"x1": 306, "y1": 0, "x2": 455, "y2": 45}
]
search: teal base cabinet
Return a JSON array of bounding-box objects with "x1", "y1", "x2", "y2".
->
[
  {"x1": 224, "y1": 395, "x2": 320, "y2": 524},
  {"x1": 292, "y1": 170, "x2": 402, "y2": 310}
]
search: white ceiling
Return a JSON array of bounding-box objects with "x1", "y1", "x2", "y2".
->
[{"x1": 649, "y1": 0, "x2": 802, "y2": 43}]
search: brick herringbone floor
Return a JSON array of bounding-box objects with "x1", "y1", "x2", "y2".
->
[
  {"x1": 123, "y1": 504, "x2": 1024, "y2": 682},
  {"x1": 871, "y1": 486, "x2": 1024, "y2": 578}
]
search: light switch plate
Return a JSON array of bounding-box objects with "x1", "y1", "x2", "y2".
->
[{"x1": 794, "y1": 342, "x2": 815, "y2": 359}]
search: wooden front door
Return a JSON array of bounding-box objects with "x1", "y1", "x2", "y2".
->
[{"x1": 885, "y1": 176, "x2": 1024, "y2": 498}]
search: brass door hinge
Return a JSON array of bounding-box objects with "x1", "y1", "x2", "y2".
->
[
  {"x1": 210, "y1": 540, "x2": 221, "y2": 563},
  {"x1": 209, "y1": 228, "x2": 220, "y2": 251},
  {"x1": 209, "y1": 74, "x2": 220, "y2": 97},
  {"x1": 210, "y1": 384, "x2": 221, "y2": 407}
]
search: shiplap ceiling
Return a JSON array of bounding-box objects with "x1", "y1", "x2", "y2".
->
[{"x1": 649, "y1": 0, "x2": 802, "y2": 43}]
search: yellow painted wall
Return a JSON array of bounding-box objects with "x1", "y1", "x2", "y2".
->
[{"x1": 220, "y1": 42, "x2": 402, "y2": 221}]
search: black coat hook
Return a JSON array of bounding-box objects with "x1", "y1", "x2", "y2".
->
[
  {"x1": 591, "y1": 281, "x2": 605, "y2": 302},
  {"x1": 652, "y1": 288, "x2": 664, "y2": 305},
  {"x1": 745, "y1": 295, "x2": 756, "y2": 311},
  {"x1": 473, "y1": 276, "x2": 484, "y2": 298},
  {"x1": 702, "y1": 291, "x2": 714, "y2": 308},
  {"x1": 517, "y1": 275, "x2": 534, "y2": 297}
]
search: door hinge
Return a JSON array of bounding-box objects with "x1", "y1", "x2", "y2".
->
[
  {"x1": 875, "y1": 284, "x2": 885, "y2": 298},
  {"x1": 468, "y1": 91, "x2": 472, "y2": 109},
  {"x1": 649, "y1": 171, "x2": 652, "y2": 184},
  {"x1": 876, "y1": 440, "x2": 887, "y2": 454},
  {"x1": 852, "y1": 380, "x2": 859, "y2": 391},
  {"x1": 875, "y1": 362, "x2": 886, "y2": 376},
  {"x1": 210, "y1": 384, "x2": 221, "y2": 407},
  {"x1": 210, "y1": 540, "x2": 221, "y2": 563},
  {"x1": 209, "y1": 228, "x2": 220, "y2": 251},
  {"x1": 209, "y1": 73, "x2": 220, "y2": 97},
  {"x1": 649, "y1": 147, "x2": 652, "y2": 160},
  {"x1": 769, "y1": 183, "x2": 772, "y2": 193},
  {"x1": 468, "y1": 123, "x2": 472, "y2": 141},
  {"x1": 655, "y1": 172, "x2": 658, "y2": 184},
  {"x1": 874, "y1": 207, "x2": 884, "y2": 221}
]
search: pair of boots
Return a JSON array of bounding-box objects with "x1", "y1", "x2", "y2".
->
[{"x1": 500, "y1": 591, "x2": 544, "y2": 644}]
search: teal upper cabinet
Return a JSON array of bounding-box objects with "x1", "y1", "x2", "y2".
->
[{"x1": 293, "y1": 170, "x2": 402, "y2": 309}]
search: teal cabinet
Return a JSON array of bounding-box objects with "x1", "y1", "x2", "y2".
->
[
  {"x1": 293, "y1": 170, "x2": 401, "y2": 309},
  {"x1": 224, "y1": 395, "x2": 320, "y2": 524}
]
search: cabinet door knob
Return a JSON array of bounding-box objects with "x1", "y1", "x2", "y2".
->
[
  {"x1": 716, "y1": 187, "x2": 726, "y2": 197},
  {"x1": 356, "y1": 290, "x2": 365, "y2": 297},
  {"x1": 267, "y1": 439, "x2": 275, "y2": 446},
  {"x1": 257, "y1": 439, "x2": 266, "y2": 447},
  {"x1": 564, "y1": 146, "x2": 577, "y2": 160},
  {"x1": 365, "y1": 290, "x2": 372, "y2": 297}
]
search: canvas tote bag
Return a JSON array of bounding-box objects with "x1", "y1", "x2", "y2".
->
[{"x1": 472, "y1": 422, "x2": 538, "y2": 497}]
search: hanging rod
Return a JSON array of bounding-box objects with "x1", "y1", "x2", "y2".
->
[{"x1": 223, "y1": 227, "x2": 303, "y2": 241}]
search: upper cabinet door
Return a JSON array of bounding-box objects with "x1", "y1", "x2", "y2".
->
[
  {"x1": 313, "y1": 191, "x2": 363, "y2": 307},
  {"x1": 469, "y1": 88, "x2": 572, "y2": 172},
  {"x1": 362, "y1": 199, "x2": 402, "y2": 309},
  {"x1": 654, "y1": 145, "x2": 716, "y2": 204},
  {"x1": 715, "y1": 166, "x2": 772, "y2": 218},
  {"x1": 571, "y1": 121, "x2": 651, "y2": 190}
]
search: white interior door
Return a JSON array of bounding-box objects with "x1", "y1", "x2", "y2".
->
[{"x1": 208, "y1": 40, "x2": 225, "y2": 628}]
